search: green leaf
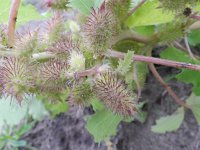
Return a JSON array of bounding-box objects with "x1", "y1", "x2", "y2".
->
[
  {"x1": 28, "y1": 97, "x2": 49, "y2": 121},
  {"x1": 9, "y1": 139, "x2": 27, "y2": 147},
  {"x1": 16, "y1": 122, "x2": 35, "y2": 137},
  {"x1": 0, "y1": 141, "x2": 6, "y2": 149},
  {"x1": 186, "y1": 94, "x2": 200, "y2": 125},
  {"x1": 91, "y1": 97, "x2": 105, "y2": 112},
  {"x1": 134, "y1": 25, "x2": 155, "y2": 36},
  {"x1": 0, "y1": 97, "x2": 28, "y2": 130},
  {"x1": 86, "y1": 109, "x2": 123, "y2": 142},
  {"x1": 126, "y1": 0, "x2": 174, "y2": 27},
  {"x1": 176, "y1": 70, "x2": 200, "y2": 95},
  {"x1": 188, "y1": 29, "x2": 200, "y2": 46},
  {"x1": 151, "y1": 107, "x2": 184, "y2": 133},
  {"x1": 69, "y1": 0, "x2": 103, "y2": 15},
  {"x1": 94, "y1": 0, "x2": 104, "y2": 8},
  {"x1": 45, "y1": 101, "x2": 68, "y2": 117},
  {"x1": 0, "y1": 96, "x2": 48, "y2": 133},
  {"x1": 0, "y1": 1, "x2": 50, "y2": 26},
  {"x1": 116, "y1": 50, "x2": 134, "y2": 75},
  {"x1": 37, "y1": 91, "x2": 69, "y2": 117},
  {"x1": 160, "y1": 47, "x2": 192, "y2": 62}
]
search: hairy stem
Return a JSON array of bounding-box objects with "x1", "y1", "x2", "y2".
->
[
  {"x1": 107, "y1": 49, "x2": 200, "y2": 72},
  {"x1": 7, "y1": 0, "x2": 21, "y2": 47},
  {"x1": 148, "y1": 63, "x2": 190, "y2": 108}
]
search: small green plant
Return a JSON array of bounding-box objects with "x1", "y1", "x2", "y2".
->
[
  {"x1": 1, "y1": 0, "x2": 200, "y2": 144},
  {"x1": 0, "y1": 122, "x2": 36, "y2": 150}
]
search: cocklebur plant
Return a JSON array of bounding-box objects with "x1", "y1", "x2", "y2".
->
[{"x1": 2, "y1": 0, "x2": 200, "y2": 144}]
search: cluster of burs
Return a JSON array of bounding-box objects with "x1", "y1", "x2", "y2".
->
[{"x1": 0, "y1": 0, "x2": 198, "y2": 117}]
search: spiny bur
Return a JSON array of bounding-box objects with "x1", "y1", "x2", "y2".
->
[
  {"x1": 44, "y1": 15, "x2": 65, "y2": 43},
  {"x1": 0, "y1": 57, "x2": 33, "y2": 103},
  {"x1": 47, "y1": 36, "x2": 79, "y2": 61},
  {"x1": 83, "y1": 1, "x2": 117, "y2": 56},
  {"x1": 15, "y1": 29, "x2": 39, "y2": 57},
  {"x1": 94, "y1": 71, "x2": 137, "y2": 116},
  {"x1": 39, "y1": 59, "x2": 68, "y2": 92},
  {"x1": 106, "y1": 0, "x2": 131, "y2": 24},
  {"x1": 69, "y1": 82, "x2": 93, "y2": 107}
]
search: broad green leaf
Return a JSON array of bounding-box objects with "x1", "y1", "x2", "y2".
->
[
  {"x1": 69, "y1": 0, "x2": 103, "y2": 15},
  {"x1": 117, "y1": 50, "x2": 134, "y2": 75},
  {"x1": 86, "y1": 109, "x2": 123, "y2": 142},
  {"x1": 151, "y1": 107, "x2": 184, "y2": 133},
  {"x1": 188, "y1": 29, "x2": 200, "y2": 46},
  {"x1": 160, "y1": 47, "x2": 192, "y2": 62},
  {"x1": 0, "y1": 0, "x2": 50, "y2": 25},
  {"x1": 176, "y1": 70, "x2": 200, "y2": 95},
  {"x1": 69, "y1": 0, "x2": 94, "y2": 15},
  {"x1": 126, "y1": 0, "x2": 174, "y2": 27},
  {"x1": 186, "y1": 94, "x2": 200, "y2": 125},
  {"x1": 0, "y1": 97, "x2": 28, "y2": 130}
]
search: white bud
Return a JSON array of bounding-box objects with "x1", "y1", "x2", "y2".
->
[{"x1": 68, "y1": 51, "x2": 85, "y2": 72}]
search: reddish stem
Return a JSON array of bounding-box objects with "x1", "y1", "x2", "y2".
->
[
  {"x1": 107, "y1": 50, "x2": 200, "y2": 72},
  {"x1": 126, "y1": 0, "x2": 146, "y2": 20},
  {"x1": 7, "y1": 0, "x2": 21, "y2": 47},
  {"x1": 148, "y1": 63, "x2": 190, "y2": 108},
  {"x1": 190, "y1": 14, "x2": 200, "y2": 20}
]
